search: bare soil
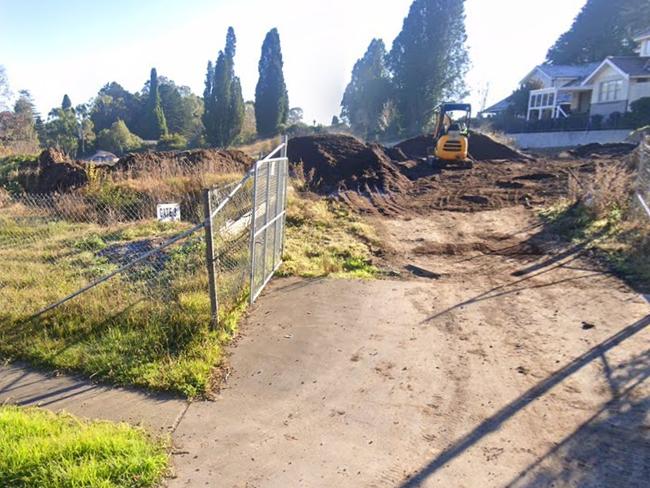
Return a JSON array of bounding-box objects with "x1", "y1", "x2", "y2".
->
[
  {"x1": 287, "y1": 134, "x2": 411, "y2": 195},
  {"x1": 395, "y1": 131, "x2": 533, "y2": 162},
  {"x1": 170, "y1": 206, "x2": 649, "y2": 487},
  {"x1": 288, "y1": 133, "x2": 591, "y2": 216}
]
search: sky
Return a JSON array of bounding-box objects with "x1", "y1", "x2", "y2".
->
[{"x1": 0, "y1": 0, "x2": 587, "y2": 124}]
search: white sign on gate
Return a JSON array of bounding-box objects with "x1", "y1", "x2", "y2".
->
[{"x1": 157, "y1": 203, "x2": 181, "y2": 222}]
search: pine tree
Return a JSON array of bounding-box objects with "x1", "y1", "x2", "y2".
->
[
  {"x1": 204, "y1": 27, "x2": 245, "y2": 147},
  {"x1": 202, "y1": 61, "x2": 215, "y2": 141},
  {"x1": 142, "y1": 68, "x2": 168, "y2": 140},
  {"x1": 255, "y1": 28, "x2": 289, "y2": 137},
  {"x1": 388, "y1": 0, "x2": 469, "y2": 135},
  {"x1": 61, "y1": 94, "x2": 72, "y2": 111},
  {"x1": 547, "y1": 0, "x2": 650, "y2": 64},
  {"x1": 341, "y1": 39, "x2": 393, "y2": 139}
]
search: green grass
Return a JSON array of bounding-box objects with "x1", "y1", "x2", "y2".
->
[
  {"x1": 0, "y1": 406, "x2": 168, "y2": 488},
  {"x1": 0, "y1": 215, "x2": 241, "y2": 398},
  {"x1": 279, "y1": 190, "x2": 381, "y2": 279},
  {"x1": 541, "y1": 200, "x2": 650, "y2": 292}
]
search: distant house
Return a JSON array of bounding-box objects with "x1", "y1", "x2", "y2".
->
[
  {"x1": 485, "y1": 28, "x2": 650, "y2": 123},
  {"x1": 86, "y1": 151, "x2": 119, "y2": 165}
]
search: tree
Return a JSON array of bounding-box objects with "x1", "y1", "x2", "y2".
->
[
  {"x1": 0, "y1": 89, "x2": 40, "y2": 153},
  {"x1": 140, "y1": 68, "x2": 168, "y2": 140},
  {"x1": 388, "y1": 0, "x2": 469, "y2": 135},
  {"x1": 240, "y1": 101, "x2": 257, "y2": 143},
  {"x1": 75, "y1": 103, "x2": 95, "y2": 157},
  {"x1": 505, "y1": 81, "x2": 543, "y2": 118},
  {"x1": 90, "y1": 82, "x2": 141, "y2": 134},
  {"x1": 202, "y1": 61, "x2": 215, "y2": 142},
  {"x1": 331, "y1": 116, "x2": 340, "y2": 127},
  {"x1": 61, "y1": 94, "x2": 73, "y2": 111},
  {"x1": 44, "y1": 108, "x2": 79, "y2": 156},
  {"x1": 0, "y1": 66, "x2": 12, "y2": 112},
  {"x1": 142, "y1": 76, "x2": 203, "y2": 139},
  {"x1": 203, "y1": 27, "x2": 245, "y2": 147},
  {"x1": 547, "y1": 0, "x2": 650, "y2": 64},
  {"x1": 255, "y1": 28, "x2": 289, "y2": 137},
  {"x1": 341, "y1": 38, "x2": 394, "y2": 139},
  {"x1": 287, "y1": 107, "x2": 304, "y2": 125},
  {"x1": 96, "y1": 120, "x2": 143, "y2": 155}
]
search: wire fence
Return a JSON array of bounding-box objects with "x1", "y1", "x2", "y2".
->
[
  {"x1": 636, "y1": 137, "x2": 650, "y2": 220},
  {"x1": 0, "y1": 140, "x2": 289, "y2": 336}
]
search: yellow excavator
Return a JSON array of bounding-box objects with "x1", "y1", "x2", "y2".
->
[{"x1": 428, "y1": 103, "x2": 472, "y2": 167}]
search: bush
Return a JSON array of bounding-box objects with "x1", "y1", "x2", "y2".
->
[
  {"x1": 96, "y1": 120, "x2": 143, "y2": 155},
  {"x1": 157, "y1": 133, "x2": 188, "y2": 151},
  {"x1": 625, "y1": 97, "x2": 650, "y2": 129}
]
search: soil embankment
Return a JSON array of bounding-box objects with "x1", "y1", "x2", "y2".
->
[{"x1": 288, "y1": 133, "x2": 583, "y2": 215}]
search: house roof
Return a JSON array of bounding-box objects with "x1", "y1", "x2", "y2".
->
[
  {"x1": 521, "y1": 63, "x2": 601, "y2": 86},
  {"x1": 608, "y1": 56, "x2": 650, "y2": 77},
  {"x1": 482, "y1": 95, "x2": 513, "y2": 114},
  {"x1": 536, "y1": 63, "x2": 601, "y2": 80}
]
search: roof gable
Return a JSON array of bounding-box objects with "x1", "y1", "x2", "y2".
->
[
  {"x1": 522, "y1": 63, "x2": 600, "y2": 86},
  {"x1": 582, "y1": 58, "x2": 631, "y2": 85}
]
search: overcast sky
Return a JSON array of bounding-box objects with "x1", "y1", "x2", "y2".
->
[{"x1": 0, "y1": 0, "x2": 586, "y2": 123}]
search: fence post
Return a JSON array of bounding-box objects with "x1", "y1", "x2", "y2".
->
[
  {"x1": 261, "y1": 159, "x2": 273, "y2": 283},
  {"x1": 203, "y1": 188, "x2": 219, "y2": 330},
  {"x1": 248, "y1": 161, "x2": 260, "y2": 305},
  {"x1": 280, "y1": 136, "x2": 289, "y2": 257}
]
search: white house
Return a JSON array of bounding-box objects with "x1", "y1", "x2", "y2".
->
[
  {"x1": 527, "y1": 30, "x2": 650, "y2": 121},
  {"x1": 484, "y1": 28, "x2": 650, "y2": 123}
]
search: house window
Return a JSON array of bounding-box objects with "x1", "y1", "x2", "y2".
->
[
  {"x1": 637, "y1": 78, "x2": 649, "y2": 83},
  {"x1": 599, "y1": 80, "x2": 623, "y2": 102}
]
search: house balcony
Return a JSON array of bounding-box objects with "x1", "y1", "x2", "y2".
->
[{"x1": 527, "y1": 86, "x2": 593, "y2": 121}]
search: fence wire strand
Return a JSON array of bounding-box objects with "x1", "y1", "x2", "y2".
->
[{"x1": 0, "y1": 142, "x2": 288, "y2": 334}]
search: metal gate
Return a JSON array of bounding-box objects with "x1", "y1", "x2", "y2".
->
[{"x1": 204, "y1": 138, "x2": 289, "y2": 327}]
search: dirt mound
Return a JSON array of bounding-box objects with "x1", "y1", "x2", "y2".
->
[
  {"x1": 30, "y1": 148, "x2": 88, "y2": 193},
  {"x1": 113, "y1": 149, "x2": 253, "y2": 174},
  {"x1": 395, "y1": 131, "x2": 532, "y2": 162},
  {"x1": 569, "y1": 143, "x2": 638, "y2": 159},
  {"x1": 287, "y1": 134, "x2": 411, "y2": 195}
]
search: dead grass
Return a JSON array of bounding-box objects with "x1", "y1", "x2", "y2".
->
[
  {"x1": 236, "y1": 137, "x2": 282, "y2": 159},
  {"x1": 543, "y1": 158, "x2": 650, "y2": 292}
]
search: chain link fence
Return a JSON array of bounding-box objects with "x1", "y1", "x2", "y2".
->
[
  {"x1": 636, "y1": 136, "x2": 650, "y2": 219},
  {"x1": 0, "y1": 188, "x2": 208, "y2": 327},
  {"x1": 0, "y1": 140, "x2": 288, "y2": 332},
  {"x1": 203, "y1": 142, "x2": 289, "y2": 325}
]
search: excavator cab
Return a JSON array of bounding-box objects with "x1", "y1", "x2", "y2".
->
[{"x1": 432, "y1": 103, "x2": 471, "y2": 163}]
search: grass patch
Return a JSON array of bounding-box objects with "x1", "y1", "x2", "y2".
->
[
  {"x1": 541, "y1": 201, "x2": 650, "y2": 293},
  {"x1": 0, "y1": 214, "x2": 242, "y2": 398},
  {"x1": 279, "y1": 189, "x2": 381, "y2": 279},
  {"x1": 539, "y1": 158, "x2": 650, "y2": 292},
  {"x1": 0, "y1": 406, "x2": 168, "y2": 488}
]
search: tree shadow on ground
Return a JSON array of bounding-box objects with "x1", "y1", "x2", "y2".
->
[
  {"x1": 399, "y1": 315, "x2": 650, "y2": 487},
  {"x1": 506, "y1": 350, "x2": 650, "y2": 488}
]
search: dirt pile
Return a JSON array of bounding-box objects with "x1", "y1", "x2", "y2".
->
[
  {"x1": 31, "y1": 148, "x2": 88, "y2": 193},
  {"x1": 113, "y1": 149, "x2": 253, "y2": 174},
  {"x1": 287, "y1": 134, "x2": 411, "y2": 195},
  {"x1": 569, "y1": 143, "x2": 638, "y2": 159},
  {"x1": 395, "y1": 130, "x2": 532, "y2": 162}
]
